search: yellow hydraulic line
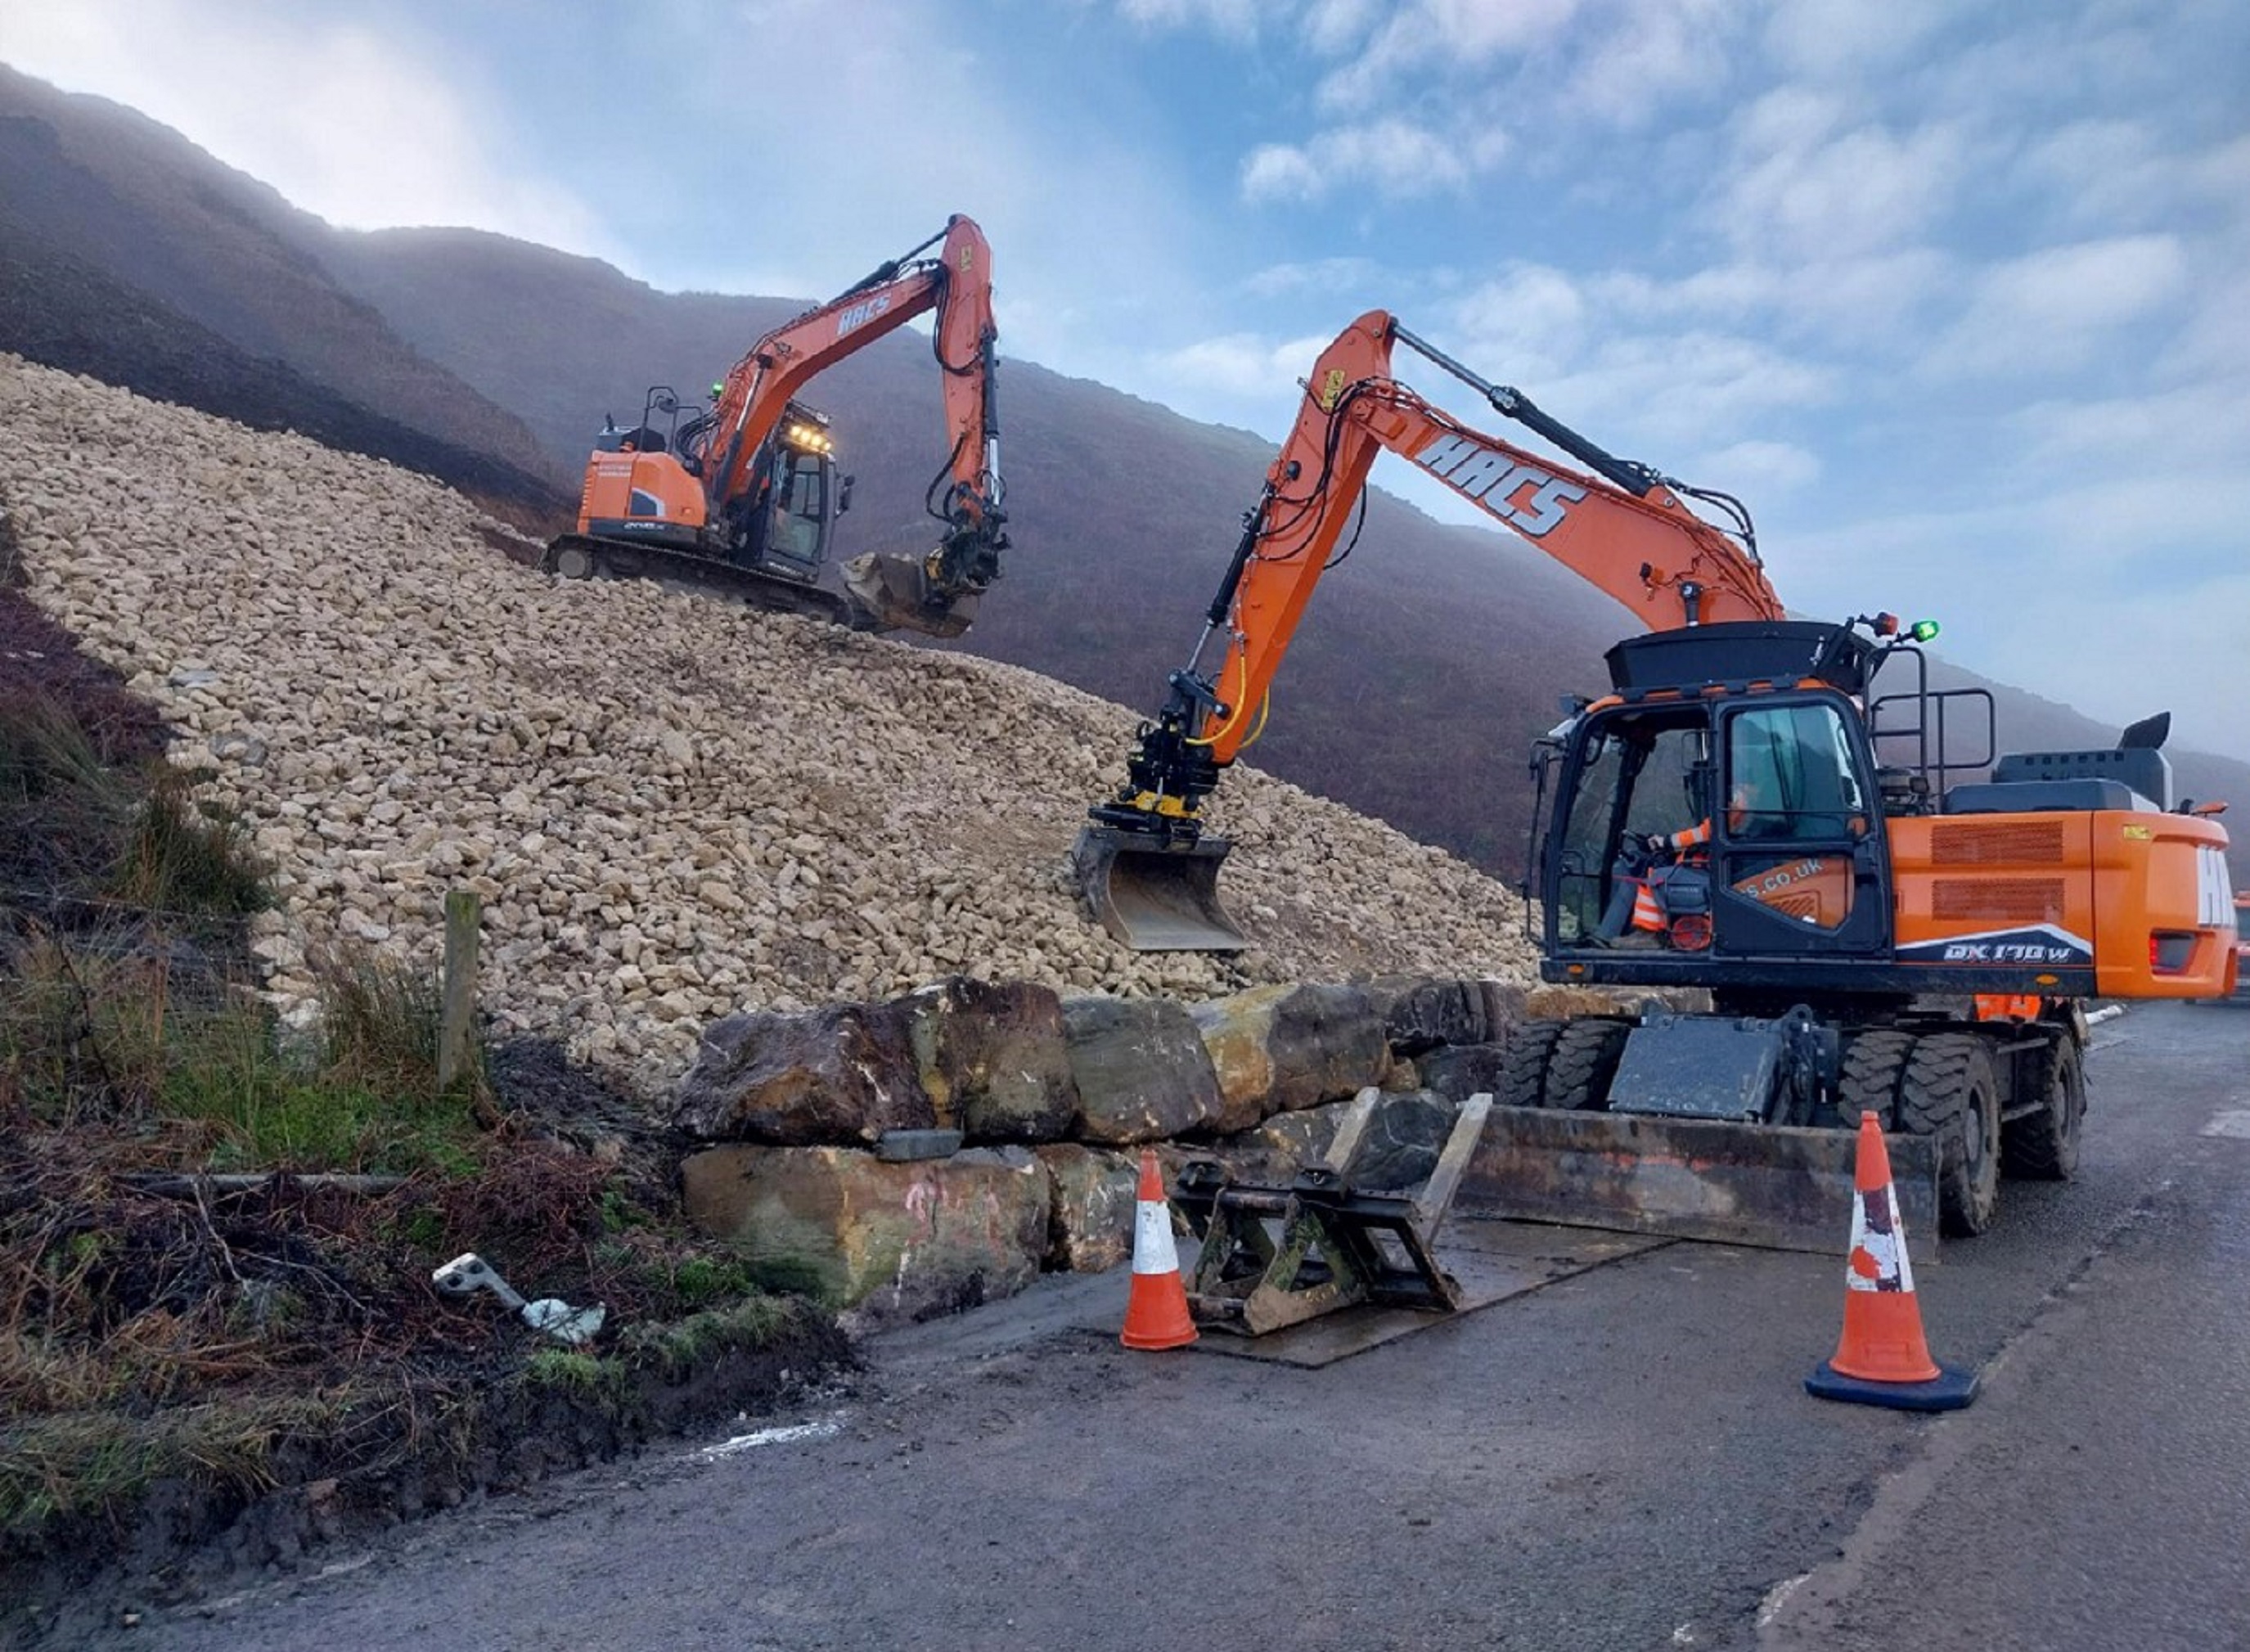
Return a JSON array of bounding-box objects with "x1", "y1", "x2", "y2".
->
[{"x1": 1186, "y1": 638, "x2": 1253, "y2": 747}]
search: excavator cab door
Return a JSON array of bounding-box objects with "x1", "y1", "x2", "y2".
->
[
  {"x1": 1705, "y1": 696, "x2": 1891, "y2": 959},
  {"x1": 749, "y1": 445, "x2": 835, "y2": 582}
]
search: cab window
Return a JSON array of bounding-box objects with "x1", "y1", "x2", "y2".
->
[{"x1": 1725, "y1": 704, "x2": 1866, "y2": 840}]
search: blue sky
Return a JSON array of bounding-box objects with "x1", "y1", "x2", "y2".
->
[{"x1": 9, "y1": 0, "x2": 2249, "y2": 760}]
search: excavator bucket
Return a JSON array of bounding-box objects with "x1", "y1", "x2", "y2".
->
[
  {"x1": 1458, "y1": 1106, "x2": 1943, "y2": 1262},
  {"x1": 1070, "y1": 826, "x2": 1247, "y2": 952},
  {"x1": 841, "y1": 551, "x2": 979, "y2": 639}
]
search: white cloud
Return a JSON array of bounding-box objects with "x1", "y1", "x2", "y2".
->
[
  {"x1": 1435, "y1": 265, "x2": 1834, "y2": 452},
  {"x1": 1929, "y1": 235, "x2": 2189, "y2": 378},
  {"x1": 1312, "y1": 0, "x2": 1586, "y2": 110},
  {"x1": 1566, "y1": 0, "x2": 1748, "y2": 127},
  {"x1": 1445, "y1": 263, "x2": 1590, "y2": 383},
  {"x1": 1761, "y1": 0, "x2": 1959, "y2": 79},
  {"x1": 1154, "y1": 331, "x2": 1336, "y2": 398},
  {"x1": 1720, "y1": 94, "x2": 1969, "y2": 260},
  {"x1": 1692, "y1": 439, "x2": 1821, "y2": 496},
  {"x1": 1240, "y1": 119, "x2": 1483, "y2": 203},
  {"x1": 1240, "y1": 143, "x2": 1327, "y2": 203},
  {"x1": 2, "y1": 0, "x2": 606, "y2": 252},
  {"x1": 1241, "y1": 256, "x2": 1384, "y2": 298},
  {"x1": 1589, "y1": 248, "x2": 1951, "y2": 344},
  {"x1": 1116, "y1": 0, "x2": 1282, "y2": 37}
]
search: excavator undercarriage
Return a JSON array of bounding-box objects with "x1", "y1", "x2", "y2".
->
[{"x1": 542, "y1": 533, "x2": 980, "y2": 637}]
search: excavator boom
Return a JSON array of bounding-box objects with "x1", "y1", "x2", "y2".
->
[{"x1": 1077, "y1": 308, "x2": 1778, "y2": 949}]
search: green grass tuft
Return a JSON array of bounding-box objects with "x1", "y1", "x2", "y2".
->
[
  {"x1": 108, "y1": 777, "x2": 270, "y2": 920},
  {"x1": 0, "y1": 1394, "x2": 336, "y2": 1542},
  {"x1": 617, "y1": 1297, "x2": 794, "y2": 1381}
]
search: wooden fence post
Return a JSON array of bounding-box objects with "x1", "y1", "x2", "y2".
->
[{"x1": 439, "y1": 889, "x2": 482, "y2": 1091}]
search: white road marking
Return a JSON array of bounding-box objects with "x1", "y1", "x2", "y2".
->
[
  {"x1": 2199, "y1": 1111, "x2": 2250, "y2": 1141},
  {"x1": 1757, "y1": 1573, "x2": 1810, "y2": 1627},
  {"x1": 694, "y1": 1416, "x2": 845, "y2": 1460}
]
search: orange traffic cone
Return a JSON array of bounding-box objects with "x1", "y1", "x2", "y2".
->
[
  {"x1": 1120, "y1": 1148, "x2": 1198, "y2": 1351},
  {"x1": 1806, "y1": 1111, "x2": 1978, "y2": 1411}
]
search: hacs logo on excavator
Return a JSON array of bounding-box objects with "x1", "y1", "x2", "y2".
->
[
  {"x1": 836, "y1": 293, "x2": 894, "y2": 339},
  {"x1": 1414, "y1": 434, "x2": 1587, "y2": 538}
]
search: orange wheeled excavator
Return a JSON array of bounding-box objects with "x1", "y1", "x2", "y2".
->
[
  {"x1": 545, "y1": 214, "x2": 1006, "y2": 638},
  {"x1": 1076, "y1": 309, "x2": 2237, "y2": 1247}
]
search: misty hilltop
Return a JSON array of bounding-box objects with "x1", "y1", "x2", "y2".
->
[{"x1": 2, "y1": 61, "x2": 2243, "y2": 887}]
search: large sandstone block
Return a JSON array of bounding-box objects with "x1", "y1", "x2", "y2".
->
[
  {"x1": 1236, "y1": 1089, "x2": 1460, "y2": 1191},
  {"x1": 1362, "y1": 975, "x2": 1490, "y2": 1056},
  {"x1": 681, "y1": 1143, "x2": 1050, "y2": 1326},
  {"x1": 1478, "y1": 979, "x2": 1530, "y2": 1038},
  {"x1": 1190, "y1": 982, "x2": 1388, "y2": 1128},
  {"x1": 1033, "y1": 1142, "x2": 1141, "y2": 1272},
  {"x1": 670, "y1": 1002, "x2": 934, "y2": 1145},
  {"x1": 1061, "y1": 995, "x2": 1223, "y2": 1145},
  {"x1": 898, "y1": 976, "x2": 1078, "y2": 1144},
  {"x1": 1525, "y1": 984, "x2": 1628, "y2": 1020}
]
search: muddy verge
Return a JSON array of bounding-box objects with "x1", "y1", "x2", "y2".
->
[{"x1": 3, "y1": 1307, "x2": 853, "y2": 1649}]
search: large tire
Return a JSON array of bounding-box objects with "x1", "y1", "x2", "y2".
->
[
  {"x1": 1898, "y1": 1033, "x2": 2003, "y2": 1236},
  {"x1": 1497, "y1": 1020, "x2": 1568, "y2": 1109},
  {"x1": 2001, "y1": 1034, "x2": 2085, "y2": 1181},
  {"x1": 1545, "y1": 1019, "x2": 1631, "y2": 1112},
  {"x1": 1835, "y1": 1029, "x2": 1915, "y2": 1129}
]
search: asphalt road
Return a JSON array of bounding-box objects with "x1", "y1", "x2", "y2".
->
[{"x1": 104, "y1": 1002, "x2": 2250, "y2": 1651}]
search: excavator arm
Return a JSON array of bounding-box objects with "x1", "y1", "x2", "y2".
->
[
  {"x1": 701, "y1": 214, "x2": 1007, "y2": 634},
  {"x1": 1075, "y1": 308, "x2": 1782, "y2": 949}
]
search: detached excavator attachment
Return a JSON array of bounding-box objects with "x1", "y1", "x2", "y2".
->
[
  {"x1": 1175, "y1": 1090, "x2": 1494, "y2": 1335},
  {"x1": 841, "y1": 549, "x2": 981, "y2": 640},
  {"x1": 1460, "y1": 1106, "x2": 1942, "y2": 1262},
  {"x1": 1071, "y1": 826, "x2": 1246, "y2": 952}
]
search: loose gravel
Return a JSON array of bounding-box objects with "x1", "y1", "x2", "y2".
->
[{"x1": 0, "y1": 357, "x2": 1538, "y2": 1091}]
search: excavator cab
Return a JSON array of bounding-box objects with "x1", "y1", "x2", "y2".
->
[
  {"x1": 1544, "y1": 691, "x2": 1892, "y2": 970},
  {"x1": 723, "y1": 403, "x2": 840, "y2": 582},
  {"x1": 1537, "y1": 620, "x2": 1901, "y2": 991}
]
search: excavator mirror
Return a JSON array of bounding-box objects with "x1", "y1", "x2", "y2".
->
[{"x1": 838, "y1": 474, "x2": 855, "y2": 515}]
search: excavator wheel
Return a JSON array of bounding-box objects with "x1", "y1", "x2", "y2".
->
[
  {"x1": 1897, "y1": 1033, "x2": 2002, "y2": 1236},
  {"x1": 2001, "y1": 1033, "x2": 2085, "y2": 1182},
  {"x1": 551, "y1": 542, "x2": 596, "y2": 579},
  {"x1": 1834, "y1": 1029, "x2": 1915, "y2": 1130},
  {"x1": 1496, "y1": 1020, "x2": 1569, "y2": 1109},
  {"x1": 1543, "y1": 1019, "x2": 1631, "y2": 1112}
]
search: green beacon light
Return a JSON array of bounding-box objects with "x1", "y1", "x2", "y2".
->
[{"x1": 1909, "y1": 619, "x2": 1942, "y2": 643}]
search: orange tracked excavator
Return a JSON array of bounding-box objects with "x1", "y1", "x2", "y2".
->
[
  {"x1": 1076, "y1": 309, "x2": 2236, "y2": 1249},
  {"x1": 545, "y1": 214, "x2": 1006, "y2": 637}
]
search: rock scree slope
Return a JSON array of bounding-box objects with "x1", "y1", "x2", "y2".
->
[{"x1": 0, "y1": 357, "x2": 1537, "y2": 1089}]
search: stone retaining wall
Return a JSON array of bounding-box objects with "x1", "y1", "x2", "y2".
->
[{"x1": 679, "y1": 974, "x2": 1558, "y2": 1329}]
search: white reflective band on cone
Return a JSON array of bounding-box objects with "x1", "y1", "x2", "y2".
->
[
  {"x1": 1844, "y1": 1184, "x2": 1915, "y2": 1294},
  {"x1": 1132, "y1": 1200, "x2": 1180, "y2": 1275}
]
